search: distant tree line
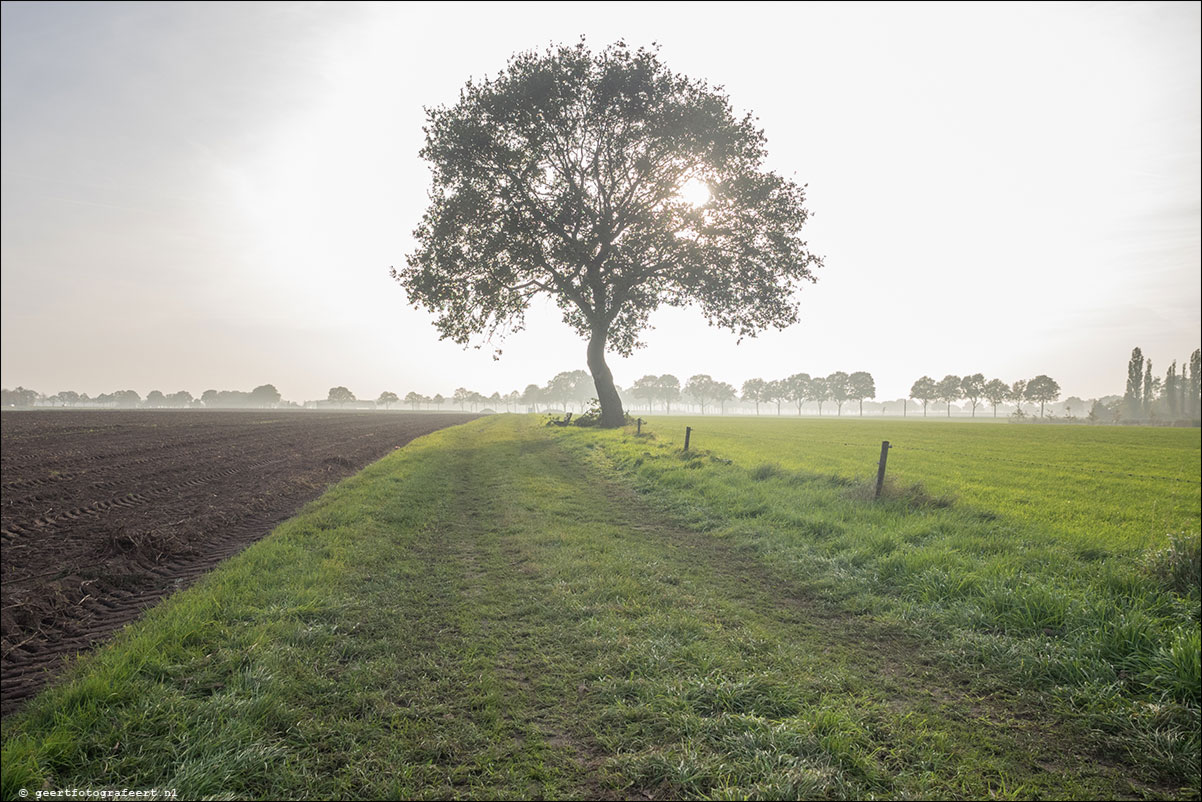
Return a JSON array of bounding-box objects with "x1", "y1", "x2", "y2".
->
[
  {"x1": 377, "y1": 372, "x2": 595, "y2": 414},
  {"x1": 1119, "y1": 347, "x2": 1201, "y2": 423},
  {"x1": 6, "y1": 347, "x2": 1198, "y2": 423},
  {"x1": 1, "y1": 384, "x2": 289, "y2": 409},
  {"x1": 737, "y1": 372, "x2": 878, "y2": 416},
  {"x1": 906, "y1": 373, "x2": 1061, "y2": 419},
  {"x1": 2, "y1": 388, "x2": 149, "y2": 408}
]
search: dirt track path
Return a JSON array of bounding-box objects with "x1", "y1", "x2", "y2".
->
[{"x1": 371, "y1": 418, "x2": 1141, "y2": 799}]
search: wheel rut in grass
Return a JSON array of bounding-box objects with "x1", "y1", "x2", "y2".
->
[{"x1": 400, "y1": 439, "x2": 616, "y2": 800}]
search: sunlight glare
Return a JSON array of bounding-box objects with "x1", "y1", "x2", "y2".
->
[{"x1": 679, "y1": 177, "x2": 711, "y2": 208}]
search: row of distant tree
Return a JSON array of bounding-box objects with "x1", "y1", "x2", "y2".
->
[
  {"x1": 622, "y1": 372, "x2": 880, "y2": 416},
  {"x1": 618, "y1": 372, "x2": 1061, "y2": 418},
  {"x1": 420, "y1": 370, "x2": 1050, "y2": 419},
  {"x1": 5, "y1": 348, "x2": 1199, "y2": 423},
  {"x1": 0, "y1": 385, "x2": 289, "y2": 409},
  {"x1": 907, "y1": 374, "x2": 1061, "y2": 418},
  {"x1": 369, "y1": 373, "x2": 600, "y2": 413},
  {"x1": 369, "y1": 352, "x2": 1201, "y2": 422}
]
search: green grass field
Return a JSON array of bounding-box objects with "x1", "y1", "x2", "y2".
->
[
  {"x1": 631, "y1": 415, "x2": 1198, "y2": 552},
  {"x1": 3, "y1": 415, "x2": 1198, "y2": 800}
]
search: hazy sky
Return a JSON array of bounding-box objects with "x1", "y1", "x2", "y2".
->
[{"x1": 2, "y1": 1, "x2": 1199, "y2": 403}]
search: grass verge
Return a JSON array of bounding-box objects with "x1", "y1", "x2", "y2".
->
[{"x1": 550, "y1": 418, "x2": 1200, "y2": 795}]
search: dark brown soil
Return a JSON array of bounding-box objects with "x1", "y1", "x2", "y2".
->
[{"x1": 0, "y1": 409, "x2": 476, "y2": 714}]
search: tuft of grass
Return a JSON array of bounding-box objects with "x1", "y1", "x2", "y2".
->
[
  {"x1": 750, "y1": 462, "x2": 783, "y2": 481},
  {"x1": 844, "y1": 477, "x2": 957, "y2": 509},
  {"x1": 1146, "y1": 532, "x2": 1202, "y2": 598},
  {"x1": 1145, "y1": 627, "x2": 1202, "y2": 706}
]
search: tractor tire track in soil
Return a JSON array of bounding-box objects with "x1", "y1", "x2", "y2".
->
[{"x1": 0, "y1": 409, "x2": 477, "y2": 714}]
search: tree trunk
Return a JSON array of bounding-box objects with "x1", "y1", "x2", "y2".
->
[{"x1": 587, "y1": 328, "x2": 625, "y2": 427}]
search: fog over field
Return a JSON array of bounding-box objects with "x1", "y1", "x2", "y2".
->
[{"x1": 2, "y1": 1, "x2": 1199, "y2": 403}]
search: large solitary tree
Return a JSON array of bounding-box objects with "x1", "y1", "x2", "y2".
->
[{"x1": 395, "y1": 41, "x2": 822, "y2": 427}]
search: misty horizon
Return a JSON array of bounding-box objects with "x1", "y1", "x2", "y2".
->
[{"x1": 4, "y1": 347, "x2": 1194, "y2": 416}]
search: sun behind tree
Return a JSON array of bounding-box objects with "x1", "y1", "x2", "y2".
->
[{"x1": 395, "y1": 40, "x2": 823, "y2": 427}]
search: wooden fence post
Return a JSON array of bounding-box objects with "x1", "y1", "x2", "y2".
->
[
  {"x1": 874, "y1": 440, "x2": 891, "y2": 499},
  {"x1": 636, "y1": 418, "x2": 643, "y2": 435},
  {"x1": 684, "y1": 426, "x2": 692, "y2": 452}
]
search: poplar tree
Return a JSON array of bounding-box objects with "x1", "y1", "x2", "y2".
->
[
  {"x1": 1124, "y1": 347, "x2": 1144, "y2": 420},
  {"x1": 1189, "y1": 349, "x2": 1201, "y2": 419},
  {"x1": 1143, "y1": 360, "x2": 1155, "y2": 417},
  {"x1": 1164, "y1": 361, "x2": 1179, "y2": 418}
]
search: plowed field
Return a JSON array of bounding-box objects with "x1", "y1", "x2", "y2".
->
[{"x1": 0, "y1": 409, "x2": 476, "y2": 713}]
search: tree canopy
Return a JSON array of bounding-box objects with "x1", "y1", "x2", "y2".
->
[
  {"x1": 960, "y1": 373, "x2": 985, "y2": 417},
  {"x1": 741, "y1": 378, "x2": 767, "y2": 415},
  {"x1": 395, "y1": 40, "x2": 822, "y2": 426},
  {"x1": 1026, "y1": 374, "x2": 1061, "y2": 417},
  {"x1": 936, "y1": 375, "x2": 962, "y2": 417},
  {"x1": 910, "y1": 376, "x2": 937, "y2": 416},
  {"x1": 328, "y1": 386, "x2": 355, "y2": 405},
  {"x1": 250, "y1": 384, "x2": 281, "y2": 407},
  {"x1": 983, "y1": 379, "x2": 1009, "y2": 417},
  {"x1": 683, "y1": 374, "x2": 719, "y2": 414},
  {"x1": 826, "y1": 371, "x2": 850, "y2": 415},
  {"x1": 848, "y1": 371, "x2": 876, "y2": 416}
]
